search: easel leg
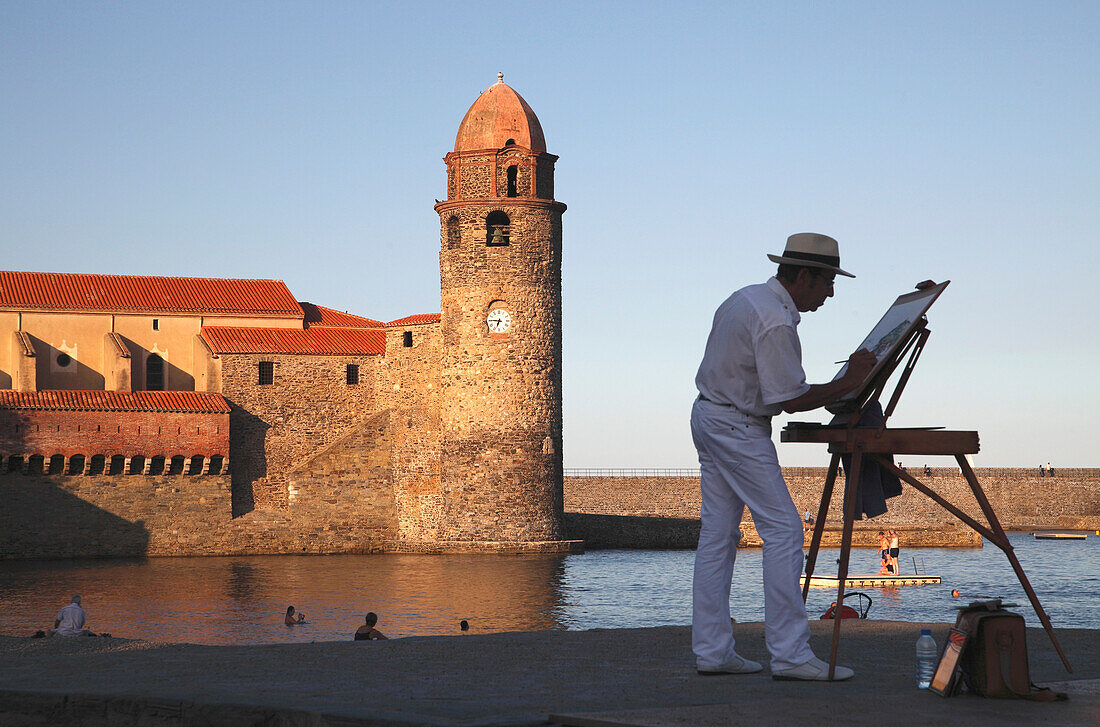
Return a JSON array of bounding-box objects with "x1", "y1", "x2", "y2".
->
[
  {"x1": 956, "y1": 456, "x2": 1072, "y2": 672},
  {"x1": 802, "y1": 453, "x2": 840, "y2": 602},
  {"x1": 829, "y1": 446, "x2": 862, "y2": 680}
]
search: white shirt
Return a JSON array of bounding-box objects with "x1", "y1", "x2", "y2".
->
[
  {"x1": 55, "y1": 603, "x2": 86, "y2": 636},
  {"x1": 695, "y1": 277, "x2": 811, "y2": 417}
]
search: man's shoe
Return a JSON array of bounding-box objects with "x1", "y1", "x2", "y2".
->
[
  {"x1": 696, "y1": 653, "x2": 763, "y2": 675},
  {"x1": 772, "y1": 656, "x2": 854, "y2": 681}
]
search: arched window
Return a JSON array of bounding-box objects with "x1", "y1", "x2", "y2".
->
[
  {"x1": 486, "y1": 211, "x2": 510, "y2": 246},
  {"x1": 146, "y1": 354, "x2": 164, "y2": 391},
  {"x1": 446, "y1": 216, "x2": 461, "y2": 249},
  {"x1": 89, "y1": 455, "x2": 106, "y2": 476},
  {"x1": 68, "y1": 454, "x2": 86, "y2": 475},
  {"x1": 506, "y1": 166, "x2": 518, "y2": 197}
]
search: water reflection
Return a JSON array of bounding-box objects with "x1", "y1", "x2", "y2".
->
[
  {"x1": 0, "y1": 533, "x2": 1094, "y2": 645},
  {"x1": 226, "y1": 562, "x2": 262, "y2": 605},
  {"x1": 0, "y1": 553, "x2": 569, "y2": 644}
]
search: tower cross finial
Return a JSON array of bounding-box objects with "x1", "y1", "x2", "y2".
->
[{"x1": 497, "y1": 72, "x2": 504, "y2": 84}]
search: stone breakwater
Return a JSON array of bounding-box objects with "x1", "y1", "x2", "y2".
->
[
  {"x1": 563, "y1": 468, "x2": 1100, "y2": 549},
  {"x1": 0, "y1": 468, "x2": 1094, "y2": 558}
]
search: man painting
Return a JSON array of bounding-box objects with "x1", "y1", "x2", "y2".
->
[{"x1": 691, "y1": 232, "x2": 875, "y2": 681}]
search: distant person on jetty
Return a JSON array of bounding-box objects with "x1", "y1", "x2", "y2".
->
[
  {"x1": 284, "y1": 606, "x2": 306, "y2": 625},
  {"x1": 691, "y1": 233, "x2": 891, "y2": 682},
  {"x1": 888, "y1": 529, "x2": 900, "y2": 576},
  {"x1": 54, "y1": 595, "x2": 95, "y2": 636},
  {"x1": 354, "y1": 612, "x2": 387, "y2": 640},
  {"x1": 877, "y1": 531, "x2": 892, "y2": 575}
]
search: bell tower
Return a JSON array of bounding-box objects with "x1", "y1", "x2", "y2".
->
[{"x1": 434, "y1": 74, "x2": 566, "y2": 543}]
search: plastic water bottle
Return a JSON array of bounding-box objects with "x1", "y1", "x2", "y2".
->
[{"x1": 916, "y1": 628, "x2": 937, "y2": 689}]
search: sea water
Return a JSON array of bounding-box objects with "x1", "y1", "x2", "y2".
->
[{"x1": 0, "y1": 532, "x2": 1094, "y2": 644}]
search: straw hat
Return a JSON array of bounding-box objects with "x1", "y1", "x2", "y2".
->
[{"x1": 768, "y1": 233, "x2": 854, "y2": 278}]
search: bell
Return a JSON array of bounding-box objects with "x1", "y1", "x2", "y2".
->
[{"x1": 490, "y1": 227, "x2": 504, "y2": 245}]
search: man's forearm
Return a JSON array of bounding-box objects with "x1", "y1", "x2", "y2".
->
[
  {"x1": 781, "y1": 377, "x2": 859, "y2": 414},
  {"x1": 782, "y1": 347, "x2": 876, "y2": 414}
]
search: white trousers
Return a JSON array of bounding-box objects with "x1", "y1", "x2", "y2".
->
[{"x1": 690, "y1": 397, "x2": 813, "y2": 671}]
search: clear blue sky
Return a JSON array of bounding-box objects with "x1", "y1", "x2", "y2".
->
[{"x1": 2, "y1": 2, "x2": 1097, "y2": 466}]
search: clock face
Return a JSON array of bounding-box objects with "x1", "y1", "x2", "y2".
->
[{"x1": 487, "y1": 308, "x2": 511, "y2": 333}]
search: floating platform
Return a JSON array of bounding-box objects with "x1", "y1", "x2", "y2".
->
[
  {"x1": 800, "y1": 574, "x2": 942, "y2": 588},
  {"x1": 1032, "y1": 531, "x2": 1087, "y2": 540}
]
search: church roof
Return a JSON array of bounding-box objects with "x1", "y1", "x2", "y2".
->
[
  {"x1": 300, "y1": 302, "x2": 383, "y2": 328},
  {"x1": 385, "y1": 313, "x2": 441, "y2": 327},
  {"x1": 0, "y1": 271, "x2": 303, "y2": 317},
  {"x1": 201, "y1": 326, "x2": 385, "y2": 355},
  {"x1": 454, "y1": 74, "x2": 546, "y2": 153},
  {"x1": 0, "y1": 390, "x2": 231, "y2": 413}
]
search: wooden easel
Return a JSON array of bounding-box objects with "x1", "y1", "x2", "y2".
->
[{"x1": 782, "y1": 318, "x2": 1072, "y2": 678}]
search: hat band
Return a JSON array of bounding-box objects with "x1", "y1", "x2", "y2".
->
[{"x1": 783, "y1": 250, "x2": 840, "y2": 267}]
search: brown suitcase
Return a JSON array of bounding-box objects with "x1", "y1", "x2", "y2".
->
[{"x1": 947, "y1": 600, "x2": 1066, "y2": 701}]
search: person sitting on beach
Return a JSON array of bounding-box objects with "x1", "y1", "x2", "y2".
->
[
  {"x1": 354, "y1": 612, "x2": 387, "y2": 641},
  {"x1": 284, "y1": 606, "x2": 306, "y2": 625},
  {"x1": 54, "y1": 595, "x2": 95, "y2": 636}
]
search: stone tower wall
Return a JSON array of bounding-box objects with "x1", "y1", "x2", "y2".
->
[{"x1": 437, "y1": 150, "x2": 565, "y2": 542}]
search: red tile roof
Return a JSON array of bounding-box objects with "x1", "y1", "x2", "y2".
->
[
  {"x1": 202, "y1": 326, "x2": 385, "y2": 355},
  {"x1": 385, "y1": 313, "x2": 441, "y2": 327},
  {"x1": 0, "y1": 271, "x2": 303, "y2": 316},
  {"x1": 300, "y1": 302, "x2": 383, "y2": 328},
  {"x1": 0, "y1": 390, "x2": 231, "y2": 413}
]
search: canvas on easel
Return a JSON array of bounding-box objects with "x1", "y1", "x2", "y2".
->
[{"x1": 831, "y1": 280, "x2": 949, "y2": 405}]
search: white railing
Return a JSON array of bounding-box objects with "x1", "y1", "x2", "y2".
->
[{"x1": 564, "y1": 468, "x2": 700, "y2": 477}]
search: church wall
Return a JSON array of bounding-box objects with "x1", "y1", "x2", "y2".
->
[
  {"x1": 282, "y1": 409, "x2": 400, "y2": 548},
  {"x1": 382, "y1": 322, "x2": 443, "y2": 540},
  {"x1": 20, "y1": 312, "x2": 113, "y2": 390},
  {"x1": 219, "y1": 352, "x2": 385, "y2": 512},
  {"x1": 0, "y1": 313, "x2": 19, "y2": 388},
  {"x1": 0, "y1": 311, "x2": 303, "y2": 394}
]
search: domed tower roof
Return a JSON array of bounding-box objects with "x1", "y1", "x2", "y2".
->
[{"x1": 454, "y1": 73, "x2": 546, "y2": 153}]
